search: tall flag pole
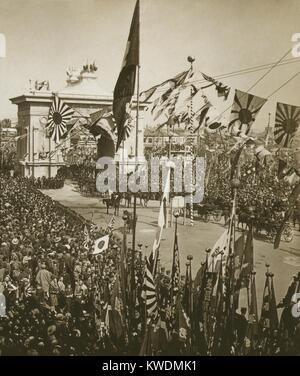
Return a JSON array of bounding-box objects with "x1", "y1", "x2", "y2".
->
[
  {"x1": 131, "y1": 0, "x2": 140, "y2": 335},
  {"x1": 148, "y1": 162, "x2": 173, "y2": 276},
  {"x1": 265, "y1": 112, "x2": 271, "y2": 147},
  {"x1": 113, "y1": 0, "x2": 140, "y2": 333},
  {"x1": 170, "y1": 212, "x2": 180, "y2": 306},
  {"x1": 113, "y1": 0, "x2": 140, "y2": 151}
]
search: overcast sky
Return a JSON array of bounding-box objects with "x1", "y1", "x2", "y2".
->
[{"x1": 0, "y1": 0, "x2": 299, "y2": 129}]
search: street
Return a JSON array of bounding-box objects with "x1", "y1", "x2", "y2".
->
[{"x1": 44, "y1": 181, "x2": 300, "y2": 309}]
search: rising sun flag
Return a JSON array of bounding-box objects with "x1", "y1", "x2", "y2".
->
[
  {"x1": 274, "y1": 102, "x2": 300, "y2": 148},
  {"x1": 229, "y1": 89, "x2": 267, "y2": 136},
  {"x1": 46, "y1": 96, "x2": 74, "y2": 143}
]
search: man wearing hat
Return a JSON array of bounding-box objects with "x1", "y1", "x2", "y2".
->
[{"x1": 35, "y1": 263, "x2": 52, "y2": 298}]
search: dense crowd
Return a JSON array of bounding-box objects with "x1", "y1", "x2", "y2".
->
[
  {"x1": 28, "y1": 176, "x2": 65, "y2": 190},
  {"x1": 0, "y1": 173, "x2": 299, "y2": 356},
  {"x1": 0, "y1": 175, "x2": 132, "y2": 355},
  {"x1": 204, "y1": 157, "x2": 294, "y2": 234}
]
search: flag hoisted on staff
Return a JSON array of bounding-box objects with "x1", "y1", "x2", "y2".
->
[
  {"x1": 46, "y1": 95, "x2": 74, "y2": 143},
  {"x1": 83, "y1": 225, "x2": 90, "y2": 250},
  {"x1": 141, "y1": 257, "x2": 159, "y2": 321},
  {"x1": 148, "y1": 162, "x2": 174, "y2": 276},
  {"x1": 113, "y1": 0, "x2": 139, "y2": 151},
  {"x1": 93, "y1": 235, "x2": 110, "y2": 255},
  {"x1": 228, "y1": 89, "x2": 267, "y2": 136}
]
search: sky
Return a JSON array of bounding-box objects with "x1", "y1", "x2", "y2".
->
[{"x1": 0, "y1": 0, "x2": 300, "y2": 131}]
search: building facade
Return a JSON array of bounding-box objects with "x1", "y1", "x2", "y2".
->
[{"x1": 10, "y1": 64, "x2": 146, "y2": 178}]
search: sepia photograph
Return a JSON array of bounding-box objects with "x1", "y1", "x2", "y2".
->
[{"x1": 0, "y1": 0, "x2": 300, "y2": 360}]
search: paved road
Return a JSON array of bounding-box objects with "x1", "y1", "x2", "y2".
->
[{"x1": 43, "y1": 181, "x2": 300, "y2": 309}]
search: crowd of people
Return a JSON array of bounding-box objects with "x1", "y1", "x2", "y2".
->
[
  {"x1": 24, "y1": 176, "x2": 65, "y2": 190},
  {"x1": 204, "y1": 156, "x2": 296, "y2": 234},
  {"x1": 0, "y1": 174, "x2": 129, "y2": 355},
  {"x1": 0, "y1": 170, "x2": 299, "y2": 356}
]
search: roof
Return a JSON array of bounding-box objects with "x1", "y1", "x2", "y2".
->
[{"x1": 58, "y1": 71, "x2": 113, "y2": 99}]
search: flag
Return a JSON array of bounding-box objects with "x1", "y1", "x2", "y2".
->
[
  {"x1": 149, "y1": 71, "x2": 193, "y2": 126},
  {"x1": 141, "y1": 69, "x2": 192, "y2": 102},
  {"x1": 239, "y1": 228, "x2": 254, "y2": 284},
  {"x1": 120, "y1": 217, "x2": 128, "y2": 307},
  {"x1": 210, "y1": 261, "x2": 225, "y2": 355},
  {"x1": 284, "y1": 170, "x2": 300, "y2": 186},
  {"x1": 255, "y1": 145, "x2": 271, "y2": 163},
  {"x1": 142, "y1": 257, "x2": 158, "y2": 321},
  {"x1": 93, "y1": 235, "x2": 110, "y2": 255},
  {"x1": 277, "y1": 159, "x2": 288, "y2": 179},
  {"x1": 232, "y1": 234, "x2": 245, "y2": 309},
  {"x1": 232, "y1": 234, "x2": 245, "y2": 284},
  {"x1": 109, "y1": 275, "x2": 124, "y2": 341},
  {"x1": 89, "y1": 111, "x2": 117, "y2": 144},
  {"x1": 243, "y1": 271, "x2": 259, "y2": 354},
  {"x1": 144, "y1": 69, "x2": 193, "y2": 127},
  {"x1": 181, "y1": 262, "x2": 192, "y2": 318},
  {"x1": 204, "y1": 115, "x2": 222, "y2": 133},
  {"x1": 107, "y1": 216, "x2": 116, "y2": 234},
  {"x1": 207, "y1": 228, "x2": 231, "y2": 272},
  {"x1": 193, "y1": 262, "x2": 208, "y2": 324},
  {"x1": 113, "y1": 0, "x2": 139, "y2": 150},
  {"x1": 83, "y1": 225, "x2": 90, "y2": 250},
  {"x1": 201, "y1": 73, "x2": 230, "y2": 100},
  {"x1": 259, "y1": 273, "x2": 279, "y2": 334},
  {"x1": 170, "y1": 228, "x2": 180, "y2": 305},
  {"x1": 46, "y1": 96, "x2": 74, "y2": 143},
  {"x1": 152, "y1": 89, "x2": 181, "y2": 123},
  {"x1": 178, "y1": 302, "x2": 191, "y2": 345},
  {"x1": 228, "y1": 90, "x2": 267, "y2": 135},
  {"x1": 151, "y1": 316, "x2": 169, "y2": 354},
  {"x1": 274, "y1": 102, "x2": 300, "y2": 148},
  {"x1": 139, "y1": 324, "x2": 153, "y2": 356},
  {"x1": 90, "y1": 222, "x2": 99, "y2": 234},
  {"x1": 192, "y1": 99, "x2": 212, "y2": 132},
  {"x1": 274, "y1": 181, "x2": 300, "y2": 249},
  {"x1": 148, "y1": 162, "x2": 173, "y2": 276}
]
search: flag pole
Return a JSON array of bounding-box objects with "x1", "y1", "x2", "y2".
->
[
  {"x1": 265, "y1": 112, "x2": 271, "y2": 147},
  {"x1": 130, "y1": 34, "x2": 140, "y2": 334}
]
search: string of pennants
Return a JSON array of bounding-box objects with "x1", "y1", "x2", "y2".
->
[
  {"x1": 15, "y1": 69, "x2": 300, "y2": 173},
  {"x1": 142, "y1": 68, "x2": 300, "y2": 147},
  {"x1": 141, "y1": 68, "x2": 300, "y2": 176}
]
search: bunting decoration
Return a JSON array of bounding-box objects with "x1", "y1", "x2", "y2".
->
[
  {"x1": 228, "y1": 90, "x2": 267, "y2": 135},
  {"x1": 201, "y1": 73, "x2": 231, "y2": 100},
  {"x1": 113, "y1": 0, "x2": 139, "y2": 150},
  {"x1": 140, "y1": 69, "x2": 192, "y2": 103},
  {"x1": 148, "y1": 70, "x2": 193, "y2": 127},
  {"x1": 46, "y1": 96, "x2": 74, "y2": 143},
  {"x1": 274, "y1": 102, "x2": 300, "y2": 148}
]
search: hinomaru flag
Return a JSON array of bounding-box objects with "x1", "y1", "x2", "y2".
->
[
  {"x1": 229, "y1": 89, "x2": 267, "y2": 136},
  {"x1": 93, "y1": 235, "x2": 110, "y2": 255}
]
